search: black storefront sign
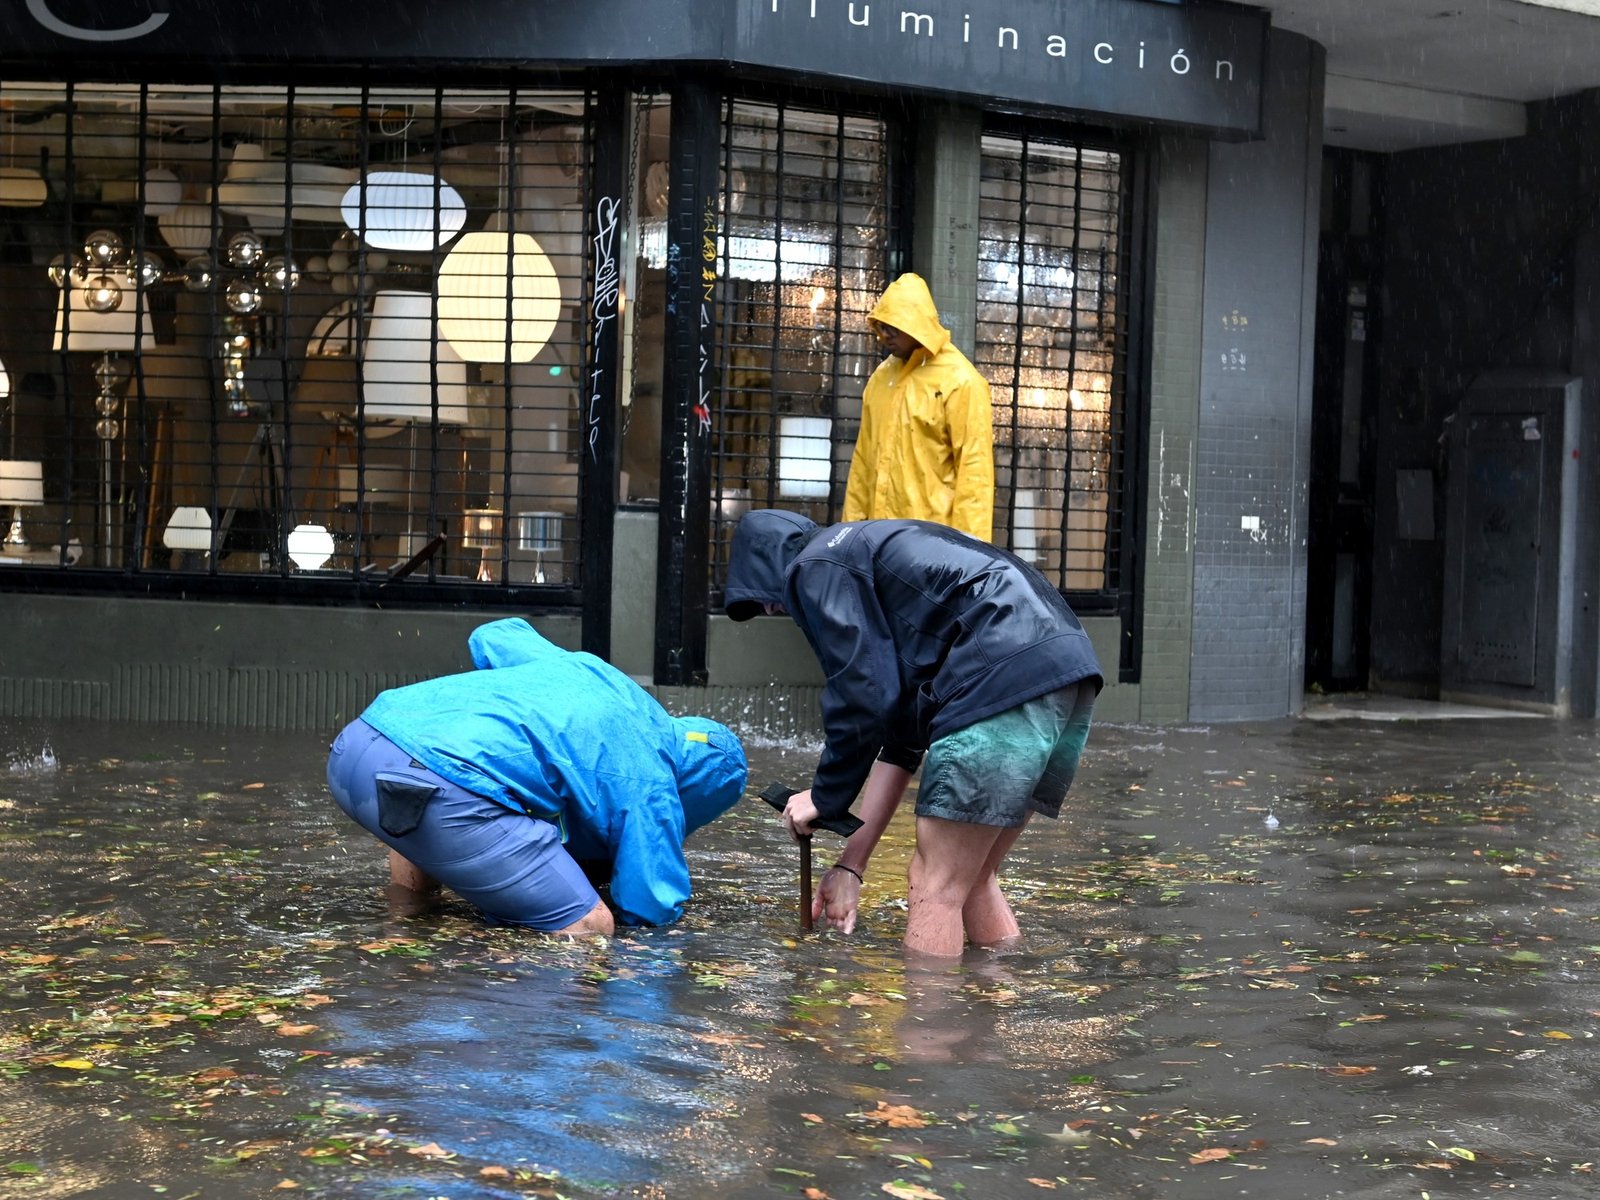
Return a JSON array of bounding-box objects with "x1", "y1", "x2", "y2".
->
[{"x1": 1, "y1": 0, "x2": 1266, "y2": 136}]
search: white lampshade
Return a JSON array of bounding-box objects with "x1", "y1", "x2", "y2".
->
[
  {"x1": 460, "y1": 508, "x2": 502, "y2": 551},
  {"x1": 360, "y1": 290, "x2": 470, "y2": 425},
  {"x1": 52, "y1": 282, "x2": 154, "y2": 353},
  {"x1": 436, "y1": 230, "x2": 562, "y2": 363},
  {"x1": 286, "y1": 523, "x2": 335, "y2": 570},
  {"x1": 157, "y1": 202, "x2": 216, "y2": 258},
  {"x1": 0, "y1": 460, "x2": 44, "y2": 506},
  {"x1": 0, "y1": 355, "x2": 9, "y2": 401},
  {"x1": 777, "y1": 416, "x2": 833, "y2": 499},
  {"x1": 163, "y1": 506, "x2": 213, "y2": 551},
  {"x1": 101, "y1": 167, "x2": 184, "y2": 215},
  {"x1": 214, "y1": 144, "x2": 356, "y2": 224},
  {"x1": 0, "y1": 167, "x2": 47, "y2": 207},
  {"x1": 341, "y1": 171, "x2": 466, "y2": 252}
]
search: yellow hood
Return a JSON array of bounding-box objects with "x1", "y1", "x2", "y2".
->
[{"x1": 869, "y1": 273, "x2": 950, "y2": 358}]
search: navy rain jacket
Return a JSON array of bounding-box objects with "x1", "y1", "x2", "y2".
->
[{"x1": 723, "y1": 511, "x2": 1103, "y2": 822}]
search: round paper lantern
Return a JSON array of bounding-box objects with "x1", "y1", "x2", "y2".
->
[
  {"x1": 436, "y1": 231, "x2": 561, "y2": 363},
  {"x1": 158, "y1": 203, "x2": 216, "y2": 258},
  {"x1": 340, "y1": 171, "x2": 466, "y2": 251}
]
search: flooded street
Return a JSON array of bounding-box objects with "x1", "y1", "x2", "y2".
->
[{"x1": 2, "y1": 713, "x2": 1598, "y2": 1198}]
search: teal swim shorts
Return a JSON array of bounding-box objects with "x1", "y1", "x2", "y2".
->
[{"x1": 915, "y1": 680, "x2": 1096, "y2": 828}]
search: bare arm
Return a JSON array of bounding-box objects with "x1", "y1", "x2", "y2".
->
[{"x1": 786, "y1": 759, "x2": 913, "y2": 934}]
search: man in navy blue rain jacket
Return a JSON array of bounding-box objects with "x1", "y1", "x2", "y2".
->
[
  {"x1": 326, "y1": 618, "x2": 748, "y2": 935},
  {"x1": 724, "y1": 511, "x2": 1102, "y2": 957}
]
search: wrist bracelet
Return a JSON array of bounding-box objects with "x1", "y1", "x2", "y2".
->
[{"x1": 832, "y1": 863, "x2": 864, "y2": 884}]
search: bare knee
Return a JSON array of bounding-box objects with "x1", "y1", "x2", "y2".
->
[{"x1": 552, "y1": 899, "x2": 614, "y2": 938}]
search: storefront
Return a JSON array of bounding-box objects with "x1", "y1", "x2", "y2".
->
[{"x1": 0, "y1": 1, "x2": 1324, "y2": 728}]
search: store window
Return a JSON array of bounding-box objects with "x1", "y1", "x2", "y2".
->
[
  {"x1": 975, "y1": 131, "x2": 1129, "y2": 607},
  {"x1": 0, "y1": 82, "x2": 592, "y2": 594},
  {"x1": 699, "y1": 99, "x2": 896, "y2": 591}
]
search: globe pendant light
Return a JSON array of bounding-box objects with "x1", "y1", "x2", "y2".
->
[
  {"x1": 340, "y1": 171, "x2": 466, "y2": 252},
  {"x1": 436, "y1": 231, "x2": 561, "y2": 363}
]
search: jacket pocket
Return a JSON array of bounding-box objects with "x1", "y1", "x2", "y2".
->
[{"x1": 374, "y1": 772, "x2": 439, "y2": 837}]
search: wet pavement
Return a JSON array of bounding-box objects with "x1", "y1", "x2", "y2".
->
[{"x1": 1, "y1": 710, "x2": 1597, "y2": 1198}]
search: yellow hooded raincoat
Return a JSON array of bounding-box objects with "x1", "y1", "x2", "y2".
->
[{"x1": 842, "y1": 273, "x2": 995, "y2": 541}]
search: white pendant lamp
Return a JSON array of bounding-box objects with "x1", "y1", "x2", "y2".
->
[
  {"x1": 0, "y1": 355, "x2": 9, "y2": 402},
  {"x1": 157, "y1": 202, "x2": 215, "y2": 259},
  {"x1": 436, "y1": 230, "x2": 562, "y2": 363},
  {"x1": 341, "y1": 171, "x2": 466, "y2": 252}
]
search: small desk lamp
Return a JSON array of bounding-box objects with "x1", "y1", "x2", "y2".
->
[{"x1": 0, "y1": 459, "x2": 43, "y2": 551}]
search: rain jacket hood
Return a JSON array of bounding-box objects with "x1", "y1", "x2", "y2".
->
[
  {"x1": 869, "y1": 272, "x2": 950, "y2": 359},
  {"x1": 361, "y1": 618, "x2": 748, "y2": 925},
  {"x1": 723, "y1": 509, "x2": 820, "y2": 622},
  {"x1": 846, "y1": 274, "x2": 994, "y2": 541}
]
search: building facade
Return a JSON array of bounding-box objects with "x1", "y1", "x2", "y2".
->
[{"x1": 5, "y1": 0, "x2": 1567, "y2": 731}]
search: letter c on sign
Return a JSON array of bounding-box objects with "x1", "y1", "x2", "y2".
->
[{"x1": 27, "y1": 0, "x2": 170, "y2": 41}]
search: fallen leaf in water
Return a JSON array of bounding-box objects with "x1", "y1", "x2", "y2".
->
[
  {"x1": 48, "y1": 1059, "x2": 96, "y2": 1071},
  {"x1": 1189, "y1": 1148, "x2": 1233, "y2": 1163},
  {"x1": 847, "y1": 992, "x2": 888, "y2": 1006},
  {"x1": 192, "y1": 1067, "x2": 238, "y2": 1084},
  {"x1": 1026, "y1": 1179, "x2": 1058, "y2": 1189},
  {"x1": 1543, "y1": 1030, "x2": 1573, "y2": 1039},
  {"x1": 881, "y1": 1184, "x2": 942, "y2": 1200},
  {"x1": 273, "y1": 1183, "x2": 299, "y2": 1191},
  {"x1": 1304, "y1": 1137, "x2": 1339, "y2": 1146},
  {"x1": 276, "y1": 1023, "x2": 319, "y2": 1037},
  {"x1": 1326, "y1": 1064, "x2": 1376, "y2": 1076},
  {"x1": 800, "y1": 1113, "x2": 824, "y2": 1124},
  {"x1": 406, "y1": 1142, "x2": 454, "y2": 1159},
  {"x1": 860, "y1": 1102, "x2": 929, "y2": 1129},
  {"x1": 478, "y1": 1166, "x2": 511, "y2": 1179},
  {"x1": 243, "y1": 782, "x2": 266, "y2": 790},
  {"x1": 803, "y1": 1189, "x2": 832, "y2": 1200}
]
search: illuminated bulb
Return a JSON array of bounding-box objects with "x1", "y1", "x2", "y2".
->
[
  {"x1": 262, "y1": 255, "x2": 300, "y2": 291},
  {"x1": 286, "y1": 523, "x2": 335, "y2": 570},
  {"x1": 83, "y1": 228, "x2": 123, "y2": 267},
  {"x1": 83, "y1": 275, "x2": 123, "y2": 313},
  {"x1": 226, "y1": 231, "x2": 265, "y2": 269}
]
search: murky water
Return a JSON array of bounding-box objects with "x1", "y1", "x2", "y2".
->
[{"x1": 2, "y1": 714, "x2": 1598, "y2": 1198}]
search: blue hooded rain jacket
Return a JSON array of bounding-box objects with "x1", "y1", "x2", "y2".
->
[{"x1": 360, "y1": 618, "x2": 748, "y2": 926}]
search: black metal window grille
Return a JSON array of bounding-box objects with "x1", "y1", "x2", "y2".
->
[
  {"x1": 0, "y1": 80, "x2": 593, "y2": 597},
  {"x1": 975, "y1": 131, "x2": 1129, "y2": 607},
  {"x1": 704, "y1": 99, "x2": 894, "y2": 592}
]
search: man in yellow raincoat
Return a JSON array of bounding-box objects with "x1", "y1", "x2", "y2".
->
[{"x1": 842, "y1": 273, "x2": 995, "y2": 542}]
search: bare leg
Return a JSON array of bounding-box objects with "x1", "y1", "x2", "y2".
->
[
  {"x1": 905, "y1": 816, "x2": 1010, "y2": 957},
  {"x1": 385, "y1": 848, "x2": 442, "y2": 916},
  {"x1": 552, "y1": 899, "x2": 614, "y2": 937},
  {"x1": 960, "y1": 819, "x2": 1028, "y2": 946}
]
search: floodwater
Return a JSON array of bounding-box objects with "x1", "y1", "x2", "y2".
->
[{"x1": 1, "y1": 713, "x2": 1598, "y2": 1199}]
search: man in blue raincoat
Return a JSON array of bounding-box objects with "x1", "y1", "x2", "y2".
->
[{"x1": 326, "y1": 618, "x2": 748, "y2": 935}]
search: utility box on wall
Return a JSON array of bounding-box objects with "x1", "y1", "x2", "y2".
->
[{"x1": 1441, "y1": 373, "x2": 1580, "y2": 713}]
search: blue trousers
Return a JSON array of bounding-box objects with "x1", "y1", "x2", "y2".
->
[{"x1": 326, "y1": 718, "x2": 599, "y2": 930}]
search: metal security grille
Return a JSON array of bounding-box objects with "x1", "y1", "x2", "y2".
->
[
  {"x1": 975, "y1": 131, "x2": 1129, "y2": 607},
  {"x1": 706, "y1": 99, "x2": 895, "y2": 591},
  {"x1": 0, "y1": 81, "x2": 592, "y2": 597}
]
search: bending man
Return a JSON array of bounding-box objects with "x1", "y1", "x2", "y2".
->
[
  {"x1": 725, "y1": 511, "x2": 1101, "y2": 957},
  {"x1": 326, "y1": 618, "x2": 748, "y2": 934}
]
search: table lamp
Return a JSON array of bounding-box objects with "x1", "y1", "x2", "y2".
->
[
  {"x1": 0, "y1": 459, "x2": 44, "y2": 551},
  {"x1": 460, "y1": 507, "x2": 503, "y2": 582}
]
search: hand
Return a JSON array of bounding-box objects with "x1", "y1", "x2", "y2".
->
[
  {"x1": 781, "y1": 788, "x2": 820, "y2": 841},
  {"x1": 813, "y1": 865, "x2": 861, "y2": 935}
]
